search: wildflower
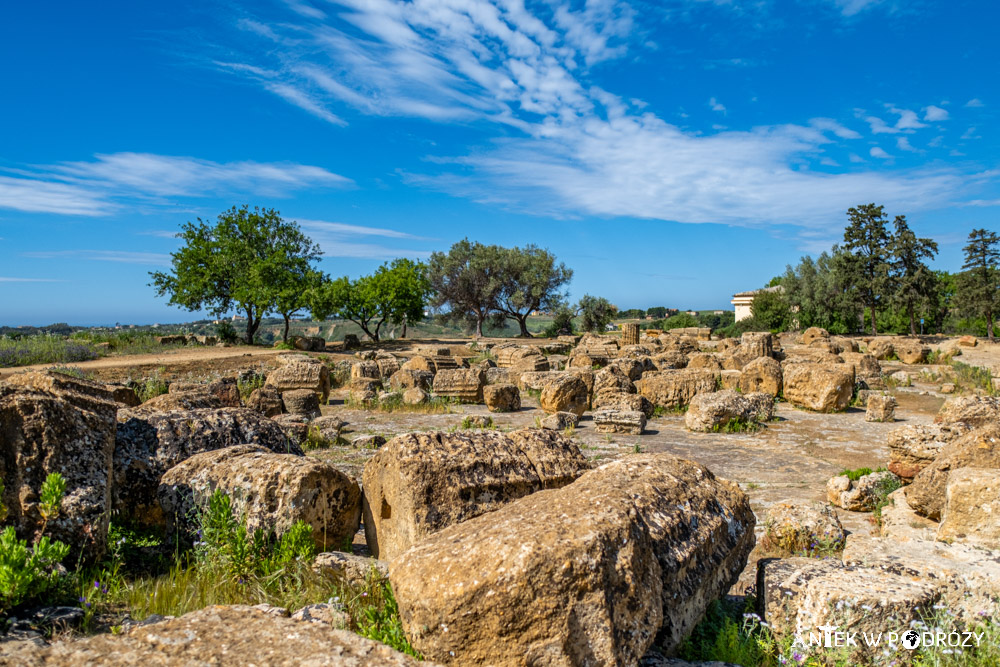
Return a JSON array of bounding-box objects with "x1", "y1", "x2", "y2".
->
[
  {"x1": 94, "y1": 580, "x2": 101, "y2": 589},
  {"x1": 933, "y1": 604, "x2": 946, "y2": 610},
  {"x1": 793, "y1": 651, "x2": 805, "y2": 663}
]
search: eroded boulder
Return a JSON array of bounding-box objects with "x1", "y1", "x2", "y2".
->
[
  {"x1": 483, "y1": 384, "x2": 520, "y2": 413},
  {"x1": 782, "y1": 363, "x2": 854, "y2": 412},
  {"x1": 538, "y1": 374, "x2": 589, "y2": 416},
  {"x1": 265, "y1": 357, "x2": 330, "y2": 403},
  {"x1": 906, "y1": 424, "x2": 1000, "y2": 520},
  {"x1": 636, "y1": 370, "x2": 719, "y2": 410},
  {"x1": 361, "y1": 429, "x2": 589, "y2": 560},
  {"x1": 114, "y1": 407, "x2": 299, "y2": 526},
  {"x1": 431, "y1": 368, "x2": 485, "y2": 403},
  {"x1": 390, "y1": 454, "x2": 755, "y2": 664},
  {"x1": 937, "y1": 468, "x2": 1000, "y2": 549}
]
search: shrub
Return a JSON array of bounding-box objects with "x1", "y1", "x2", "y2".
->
[
  {"x1": 133, "y1": 374, "x2": 169, "y2": 403},
  {"x1": 0, "y1": 528, "x2": 71, "y2": 615}
]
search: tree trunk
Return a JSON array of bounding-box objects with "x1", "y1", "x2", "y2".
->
[
  {"x1": 401, "y1": 317, "x2": 407, "y2": 339},
  {"x1": 475, "y1": 314, "x2": 484, "y2": 338},
  {"x1": 282, "y1": 315, "x2": 291, "y2": 343},
  {"x1": 869, "y1": 304, "x2": 877, "y2": 336},
  {"x1": 909, "y1": 305, "x2": 916, "y2": 337},
  {"x1": 244, "y1": 307, "x2": 258, "y2": 345},
  {"x1": 516, "y1": 314, "x2": 532, "y2": 338},
  {"x1": 989, "y1": 308, "x2": 995, "y2": 342}
]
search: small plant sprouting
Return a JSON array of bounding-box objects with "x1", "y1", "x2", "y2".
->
[
  {"x1": 632, "y1": 442, "x2": 643, "y2": 453},
  {"x1": 38, "y1": 472, "x2": 67, "y2": 540}
]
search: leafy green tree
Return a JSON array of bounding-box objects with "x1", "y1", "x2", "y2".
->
[
  {"x1": 310, "y1": 259, "x2": 429, "y2": 343},
  {"x1": 494, "y1": 245, "x2": 573, "y2": 337},
  {"x1": 150, "y1": 206, "x2": 321, "y2": 344},
  {"x1": 955, "y1": 228, "x2": 1000, "y2": 340},
  {"x1": 577, "y1": 295, "x2": 617, "y2": 332},
  {"x1": 889, "y1": 216, "x2": 939, "y2": 336},
  {"x1": 750, "y1": 289, "x2": 791, "y2": 332},
  {"x1": 840, "y1": 203, "x2": 894, "y2": 335},
  {"x1": 273, "y1": 269, "x2": 324, "y2": 344},
  {"x1": 618, "y1": 308, "x2": 645, "y2": 319},
  {"x1": 660, "y1": 312, "x2": 700, "y2": 330},
  {"x1": 646, "y1": 306, "x2": 669, "y2": 319},
  {"x1": 544, "y1": 305, "x2": 576, "y2": 337},
  {"x1": 781, "y1": 250, "x2": 861, "y2": 334},
  {"x1": 426, "y1": 240, "x2": 503, "y2": 337}
]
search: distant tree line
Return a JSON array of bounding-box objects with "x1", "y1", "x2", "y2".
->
[
  {"x1": 150, "y1": 207, "x2": 628, "y2": 343},
  {"x1": 742, "y1": 203, "x2": 1000, "y2": 340}
]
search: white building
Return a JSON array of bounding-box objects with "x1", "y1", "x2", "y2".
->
[{"x1": 731, "y1": 285, "x2": 783, "y2": 322}]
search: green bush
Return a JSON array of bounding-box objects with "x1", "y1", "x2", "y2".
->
[{"x1": 0, "y1": 528, "x2": 71, "y2": 615}]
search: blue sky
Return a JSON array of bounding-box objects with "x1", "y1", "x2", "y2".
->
[{"x1": 1, "y1": 0, "x2": 998, "y2": 326}]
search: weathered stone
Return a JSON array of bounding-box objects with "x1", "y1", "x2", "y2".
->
[
  {"x1": 348, "y1": 378, "x2": 379, "y2": 404},
  {"x1": 576, "y1": 333, "x2": 621, "y2": 357},
  {"x1": 593, "y1": 408, "x2": 646, "y2": 435},
  {"x1": 265, "y1": 358, "x2": 330, "y2": 402},
  {"x1": 800, "y1": 327, "x2": 829, "y2": 345},
  {"x1": 114, "y1": 407, "x2": 299, "y2": 526},
  {"x1": 510, "y1": 355, "x2": 550, "y2": 374},
  {"x1": 538, "y1": 374, "x2": 589, "y2": 416},
  {"x1": 895, "y1": 339, "x2": 929, "y2": 364},
  {"x1": 352, "y1": 434, "x2": 386, "y2": 449},
  {"x1": 782, "y1": 363, "x2": 854, "y2": 412},
  {"x1": 313, "y1": 551, "x2": 389, "y2": 589},
  {"x1": 387, "y1": 369, "x2": 433, "y2": 392},
  {"x1": 592, "y1": 390, "x2": 654, "y2": 418},
  {"x1": 290, "y1": 603, "x2": 349, "y2": 628},
  {"x1": 361, "y1": 429, "x2": 588, "y2": 561},
  {"x1": 517, "y1": 371, "x2": 565, "y2": 392},
  {"x1": 159, "y1": 445, "x2": 361, "y2": 551},
  {"x1": 826, "y1": 470, "x2": 899, "y2": 512},
  {"x1": 957, "y1": 335, "x2": 978, "y2": 347},
  {"x1": 341, "y1": 333, "x2": 360, "y2": 350},
  {"x1": 567, "y1": 352, "x2": 609, "y2": 369},
  {"x1": 719, "y1": 370, "x2": 742, "y2": 391},
  {"x1": 593, "y1": 364, "x2": 635, "y2": 395},
  {"x1": 245, "y1": 386, "x2": 283, "y2": 417},
  {"x1": 830, "y1": 336, "x2": 859, "y2": 353},
  {"x1": 109, "y1": 385, "x2": 141, "y2": 407},
  {"x1": 390, "y1": 454, "x2": 755, "y2": 664},
  {"x1": 906, "y1": 424, "x2": 1000, "y2": 520},
  {"x1": 739, "y1": 332, "x2": 773, "y2": 360},
  {"x1": 280, "y1": 388, "x2": 321, "y2": 418},
  {"x1": 271, "y1": 413, "x2": 310, "y2": 446},
  {"x1": 934, "y1": 395, "x2": 1000, "y2": 427},
  {"x1": 431, "y1": 368, "x2": 485, "y2": 403},
  {"x1": 483, "y1": 384, "x2": 521, "y2": 412},
  {"x1": 937, "y1": 468, "x2": 1000, "y2": 549},
  {"x1": 293, "y1": 336, "x2": 326, "y2": 352},
  {"x1": 0, "y1": 605, "x2": 431, "y2": 666},
  {"x1": 685, "y1": 390, "x2": 756, "y2": 432},
  {"x1": 887, "y1": 423, "x2": 967, "y2": 481},
  {"x1": 374, "y1": 353, "x2": 401, "y2": 379},
  {"x1": 636, "y1": 369, "x2": 719, "y2": 410},
  {"x1": 941, "y1": 382, "x2": 956, "y2": 394},
  {"x1": 865, "y1": 393, "x2": 897, "y2": 422},
  {"x1": 878, "y1": 487, "x2": 938, "y2": 542},
  {"x1": 351, "y1": 361, "x2": 381, "y2": 383},
  {"x1": 743, "y1": 392, "x2": 775, "y2": 423},
  {"x1": 609, "y1": 357, "x2": 645, "y2": 381},
  {"x1": 483, "y1": 367, "x2": 513, "y2": 386},
  {"x1": 867, "y1": 337, "x2": 895, "y2": 360},
  {"x1": 737, "y1": 356, "x2": 782, "y2": 397},
  {"x1": 0, "y1": 372, "x2": 117, "y2": 561},
  {"x1": 131, "y1": 389, "x2": 223, "y2": 414},
  {"x1": 650, "y1": 351, "x2": 689, "y2": 370},
  {"x1": 760, "y1": 502, "x2": 845, "y2": 555},
  {"x1": 842, "y1": 535, "x2": 1000, "y2": 618},
  {"x1": 757, "y1": 557, "x2": 939, "y2": 659},
  {"x1": 621, "y1": 322, "x2": 640, "y2": 346},
  {"x1": 401, "y1": 387, "x2": 428, "y2": 405},
  {"x1": 540, "y1": 411, "x2": 580, "y2": 430},
  {"x1": 686, "y1": 353, "x2": 723, "y2": 371},
  {"x1": 564, "y1": 368, "x2": 596, "y2": 396}
]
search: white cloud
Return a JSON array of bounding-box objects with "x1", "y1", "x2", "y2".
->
[
  {"x1": 0, "y1": 277, "x2": 64, "y2": 283},
  {"x1": 296, "y1": 218, "x2": 431, "y2": 259},
  {"x1": 896, "y1": 137, "x2": 918, "y2": 152},
  {"x1": 965, "y1": 98, "x2": 985, "y2": 108},
  {"x1": 924, "y1": 105, "x2": 949, "y2": 121},
  {"x1": 810, "y1": 117, "x2": 862, "y2": 139},
  {"x1": 22, "y1": 250, "x2": 172, "y2": 265},
  {"x1": 870, "y1": 146, "x2": 892, "y2": 159},
  {"x1": 215, "y1": 1, "x2": 990, "y2": 233},
  {"x1": 297, "y1": 219, "x2": 429, "y2": 240},
  {"x1": 832, "y1": 0, "x2": 884, "y2": 16},
  {"x1": 0, "y1": 154, "x2": 351, "y2": 216}
]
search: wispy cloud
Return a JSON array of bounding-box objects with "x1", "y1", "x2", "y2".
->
[
  {"x1": 0, "y1": 153, "x2": 352, "y2": 216},
  {"x1": 22, "y1": 250, "x2": 172, "y2": 266},
  {"x1": 965, "y1": 98, "x2": 985, "y2": 108},
  {"x1": 924, "y1": 105, "x2": 949, "y2": 121},
  {"x1": 297, "y1": 218, "x2": 431, "y2": 259},
  {"x1": 0, "y1": 277, "x2": 65, "y2": 283},
  {"x1": 870, "y1": 146, "x2": 892, "y2": 159},
  {"x1": 896, "y1": 137, "x2": 918, "y2": 152},
  {"x1": 831, "y1": 0, "x2": 885, "y2": 17},
  {"x1": 214, "y1": 1, "x2": 991, "y2": 233}
]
